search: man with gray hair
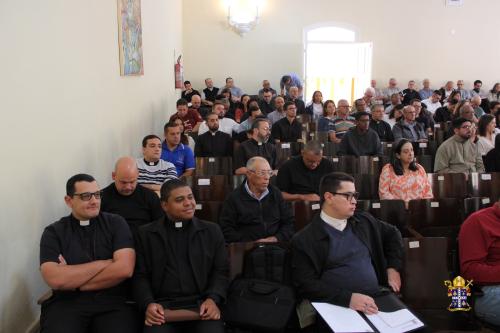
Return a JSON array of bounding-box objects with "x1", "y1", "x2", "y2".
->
[
  {"x1": 277, "y1": 141, "x2": 335, "y2": 201},
  {"x1": 392, "y1": 105, "x2": 427, "y2": 143},
  {"x1": 456, "y1": 80, "x2": 472, "y2": 100},
  {"x1": 219, "y1": 156, "x2": 294, "y2": 243},
  {"x1": 382, "y1": 78, "x2": 401, "y2": 105},
  {"x1": 286, "y1": 86, "x2": 306, "y2": 115},
  {"x1": 470, "y1": 95, "x2": 486, "y2": 118}
]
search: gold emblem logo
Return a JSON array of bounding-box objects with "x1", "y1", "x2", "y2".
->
[{"x1": 444, "y1": 276, "x2": 473, "y2": 312}]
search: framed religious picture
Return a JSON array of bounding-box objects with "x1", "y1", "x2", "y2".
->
[{"x1": 117, "y1": 0, "x2": 144, "y2": 76}]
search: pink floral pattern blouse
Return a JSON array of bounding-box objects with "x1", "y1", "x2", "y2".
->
[{"x1": 378, "y1": 163, "x2": 433, "y2": 201}]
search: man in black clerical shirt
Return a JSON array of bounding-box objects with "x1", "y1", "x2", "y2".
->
[
  {"x1": 133, "y1": 179, "x2": 228, "y2": 333},
  {"x1": 277, "y1": 140, "x2": 335, "y2": 201},
  {"x1": 39, "y1": 174, "x2": 137, "y2": 333},
  {"x1": 369, "y1": 104, "x2": 394, "y2": 142},
  {"x1": 259, "y1": 88, "x2": 275, "y2": 115},
  {"x1": 101, "y1": 157, "x2": 163, "y2": 236},
  {"x1": 219, "y1": 157, "x2": 294, "y2": 243},
  {"x1": 202, "y1": 78, "x2": 219, "y2": 107},
  {"x1": 338, "y1": 112, "x2": 383, "y2": 157},
  {"x1": 234, "y1": 118, "x2": 276, "y2": 175},
  {"x1": 195, "y1": 112, "x2": 233, "y2": 157},
  {"x1": 271, "y1": 101, "x2": 303, "y2": 143},
  {"x1": 291, "y1": 173, "x2": 403, "y2": 329}
]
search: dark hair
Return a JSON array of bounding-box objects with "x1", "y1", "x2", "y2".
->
[
  {"x1": 354, "y1": 111, "x2": 370, "y2": 121},
  {"x1": 474, "y1": 80, "x2": 482, "y2": 86},
  {"x1": 452, "y1": 117, "x2": 470, "y2": 129},
  {"x1": 66, "y1": 174, "x2": 95, "y2": 196},
  {"x1": 212, "y1": 101, "x2": 224, "y2": 110},
  {"x1": 284, "y1": 101, "x2": 295, "y2": 110},
  {"x1": 311, "y1": 90, "x2": 323, "y2": 102},
  {"x1": 323, "y1": 100, "x2": 336, "y2": 117},
  {"x1": 410, "y1": 99, "x2": 421, "y2": 105},
  {"x1": 391, "y1": 139, "x2": 417, "y2": 175},
  {"x1": 389, "y1": 104, "x2": 404, "y2": 119},
  {"x1": 495, "y1": 134, "x2": 500, "y2": 148},
  {"x1": 490, "y1": 83, "x2": 500, "y2": 94},
  {"x1": 281, "y1": 75, "x2": 291, "y2": 84},
  {"x1": 449, "y1": 91, "x2": 461, "y2": 104},
  {"x1": 160, "y1": 178, "x2": 190, "y2": 202},
  {"x1": 164, "y1": 120, "x2": 181, "y2": 132},
  {"x1": 262, "y1": 88, "x2": 272, "y2": 94},
  {"x1": 176, "y1": 98, "x2": 188, "y2": 107},
  {"x1": 319, "y1": 172, "x2": 355, "y2": 205},
  {"x1": 225, "y1": 77, "x2": 233, "y2": 83},
  {"x1": 477, "y1": 114, "x2": 495, "y2": 137},
  {"x1": 142, "y1": 134, "x2": 161, "y2": 147},
  {"x1": 251, "y1": 118, "x2": 269, "y2": 131},
  {"x1": 433, "y1": 90, "x2": 442, "y2": 96},
  {"x1": 183, "y1": 80, "x2": 191, "y2": 85},
  {"x1": 248, "y1": 105, "x2": 261, "y2": 115}
]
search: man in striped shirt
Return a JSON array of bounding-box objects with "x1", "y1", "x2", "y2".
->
[{"x1": 137, "y1": 134, "x2": 177, "y2": 192}]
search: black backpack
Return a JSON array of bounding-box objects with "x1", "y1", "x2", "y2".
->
[{"x1": 223, "y1": 244, "x2": 296, "y2": 332}]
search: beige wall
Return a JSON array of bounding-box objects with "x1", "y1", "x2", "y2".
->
[
  {"x1": 0, "y1": 0, "x2": 182, "y2": 331},
  {"x1": 182, "y1": 0, "x2": 500, "y2": 100}
]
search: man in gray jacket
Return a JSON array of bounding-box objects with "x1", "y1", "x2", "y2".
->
[
  {"x1": 392, "y1": 105, "x2": 427, "y2": 143},
  {"x1": 434, "y1": 117, "x2": 485, "y2": 173}
]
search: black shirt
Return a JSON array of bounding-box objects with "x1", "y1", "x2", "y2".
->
[
  {"x1": 234, "y1": 139, "x2": 277, "y2": 170},
  {"x1": 161, "y1": 219, "x2": 199, "y2": 299},
  {"x1": 277, "y1": 156, "x2": 335, "y2": 195},
  {"x1": 203, "y1": 87, "x2": 219, "y2": 102},
  {"x1": 181, "y1": 89, "x2": 201, "y2": 102},
  {"x1": 369, "y1": 120, "x2": 394, "y2": 142},
  {"x1": 101, "y1": 183, "x2": 163, "y2": 233},
  {"x1": 195, "y1": 131, "x2": 233, "y2": 157},
  {"x1": 402, "y1": 89, "x2": 421, "y2": 105},
  {"x1": 40, "y1": 213, "x2": 134, "y2": 296},
  {"x1": 338, "y1": 128, "x2": 383, "y2": 157},
  {"x1": 271, "y1": 117, "x2": 302, "y2": 142},
  {"x1": 259, "y1": 100, "x2": 274, "y2": 115},
  {"x1": 434, "y1": 106, "x2": 454, "y2": 123}
]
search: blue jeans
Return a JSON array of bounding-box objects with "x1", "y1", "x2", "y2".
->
[{"x1": 475, "y1": 285, "x2": 500, "y2": 326}]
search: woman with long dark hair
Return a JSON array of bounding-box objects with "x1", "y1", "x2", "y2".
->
[
  {"x1": 477, "y1": 114, "x2": 498, "y2": 156},
  {"x1": 379, "y1": 138, "x2": 432, "y2": 201},
  {"x1": 305, "y1": 90, "x2": 324, "y2": 119},
  {"x1": 317, "y1": 100, "x2": 339, "y2": 143},
  {"x1": 487, "y1": 83, "x2": 500, "y2": 102}
]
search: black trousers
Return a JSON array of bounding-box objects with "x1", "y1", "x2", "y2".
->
[
  {"x1": 40, "y1": 294, "x2": 140, "y2": 333},
  {"x1": 143, "y1": 320, "x2": 224, "y2": 333}
]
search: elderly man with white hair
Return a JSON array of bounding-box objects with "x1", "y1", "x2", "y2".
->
[
  {"x1": 471, "y1": 95, "x2": 486, "y2": 118},
  {"x1": 219, "y1": 156, "x2": 294, "y2": 243}
]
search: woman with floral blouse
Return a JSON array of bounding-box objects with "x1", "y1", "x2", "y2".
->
[{"x1": 379, "y1": 139, "x2": 433, "y2": 201}]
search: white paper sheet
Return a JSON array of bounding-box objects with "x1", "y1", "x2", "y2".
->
[
  {"x1": 366, "y1": 309, "x2": 424, "y2": 333},
  {"x1": 312, "y1": 302, "x2": 374, "y2": 333}
]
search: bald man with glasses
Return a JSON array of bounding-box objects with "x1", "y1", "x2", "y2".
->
[
  {"x1": 219, "y1": 157, "x2": 294, "y2": 243},
  {"x1": 39, "y1": 173, "x2": 138, "y2": 333}
]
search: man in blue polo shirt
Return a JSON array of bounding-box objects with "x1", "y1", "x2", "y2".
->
[{"x1": 161, "y1": 122, "x2": 195, "y2": 177}]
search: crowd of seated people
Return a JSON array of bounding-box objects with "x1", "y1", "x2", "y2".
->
[{"x1": 37, "y1": 75, "x2": 500, "y2": 332}]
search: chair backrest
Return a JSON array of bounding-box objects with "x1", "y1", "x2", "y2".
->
[
  {"x1": 194, "y1": 201, "x2": 224, "y2": 223},
  {"x1": 358, "y1": 156, "x2": 389, "y2": 176},
  {"x1": 381, "y1": 142, "x2": 394, "y2": 157},
  {"x1": 463, "y1": 197, "x2": 494, "y2": 218},
  {"x1": 401, "y1": 237, "x2": 451, "y2": 309},
  {"x1": 195, "y1": 156, "x2": 232, "y2": 176},
  {"x1": 275, "y1": 142, "x2": 302, "y2": 169},
  {"x1": 408, "y1": 198, "x2": 464, "y2": 239},
  {"x1": 183, "y1": 175, "x2": 229, "y2": 201},
  {"x1": 315, "y1": 131, "x2": 329, "y2": 144},
  {"x1": 428, "y1": 173, "x2": 468, "y2": 199},
  {"x1": 415, "y1": 155, "x2": 433, "y2": 173},
  {"x1": 293, "y1": 201, "x2": 321, "y2": 232},
  {"x1": 354, "y1": 174, "x2": 380, "y2": 200},
  {"x1": 227, "y1": 241, "x2": 257, "y2": 281},
  {"x1": 330, "y1": 155, "x2": 359, "y2": 174},
  {"x1": 322, "y1": 142, "x2": 340, "y2": 157},
  {"x1": 468, "y1": 172, "x2": 500, "y2": 201},
  {"x1": 369, "y1": 200, "x2": 409, "y2": 237}
]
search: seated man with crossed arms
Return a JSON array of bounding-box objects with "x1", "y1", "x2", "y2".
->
[{"x1": 39, "y1": 173, "x2": 137, "y2": 333}]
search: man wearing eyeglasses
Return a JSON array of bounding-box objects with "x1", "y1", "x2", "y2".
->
[
  {"x1": 291, "y1": 172, "x2": 403, "y2": 323},
  {"x1": 219, "y1": 156, "x2": 294, "y2": 243},
  {"x1": 434, "y1": 117, "x2": 485, "y2": 173},
  {"x1": 39, "y1": 173, "x2": 138, "y2": 333}
]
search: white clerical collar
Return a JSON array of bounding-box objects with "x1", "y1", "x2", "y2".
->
[
  {"x1": 80, "y1": 220, "x2": 90, "y2": 226},
  {"x1": 320, "y1": 210, "x2": 347, "y2": 231}
]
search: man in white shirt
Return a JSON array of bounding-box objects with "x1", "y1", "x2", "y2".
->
[
  {"x1": 421, "y1": 90, "x2": 443, "y2": 114},
  {"x1": 198, "y1": 101, "x2": 238, "y2": 136}
]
